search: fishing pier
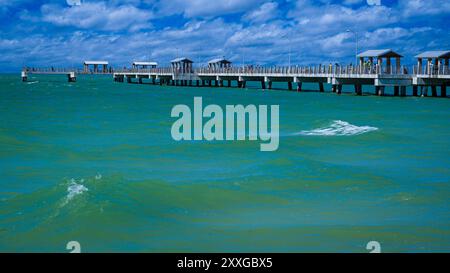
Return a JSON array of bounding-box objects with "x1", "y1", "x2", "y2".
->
[{"x1": 22, "y1": 50, "x2": 450, "y2": 97}]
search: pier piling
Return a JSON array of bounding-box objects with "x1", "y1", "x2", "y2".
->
[
  {"x1": 413, "y1": 86, "x2": 418, "y2": 96},
  {"x1": 442, "y1": 85, "x2": 447, "y2": 97},
  {"x1": 431, "y1": 86, "x2": 438, "y2": 97},
  {"x1": 400, "y1": 86, "x2": 407, "y2": 97},
  {"x1": 67, "y1": 72, "x2": 76, "y2": 82},
  {"x1": 288, "y1": 82, "x2": 293, "y2": 91},
  {"x1": 319, "y1": 82, "x2": 324, "y2": 92},
  {"x1": 297, "y1": 82, "x2": 302, "y2": 92},
  {"x1": 394, "y1": 86, "x2": 400, "y2": 96},
  {"x1": 21, "y1": 71, "x2": 27, "y2": 82}
]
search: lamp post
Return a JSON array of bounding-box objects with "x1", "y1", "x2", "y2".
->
[
  {"x1": 282, "y1": 34, "x2": 292, "y2": 68},
  {"x1": 346, "y1": 29, "x2": 358, "y2": 66}
]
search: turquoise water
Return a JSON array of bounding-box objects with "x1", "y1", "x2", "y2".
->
[{"x1": 0, "y1": 74, "x2": 449, "y2": 252}]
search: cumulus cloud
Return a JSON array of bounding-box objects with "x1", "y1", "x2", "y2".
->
[
  {"x1": 40, "y1": 2, "x2": 154, "y2": 31},
  {"x1": 243, "y1": 2, "x2": 279, "y2": 24},
  {"x1": 400, "y1": 0, "x2": 450, "y2": 16},
  {"x1": 1, "y1": 0, "x2": 450, "y2": 71},
  {"x1": 154, "y1": 0, "x2": 266, "y2": 18}
]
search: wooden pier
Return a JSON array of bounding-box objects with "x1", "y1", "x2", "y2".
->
[{"x1": 21, "y1": 50, "x2": 450, "y2": 97}]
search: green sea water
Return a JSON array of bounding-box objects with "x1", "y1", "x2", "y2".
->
[{"x1": 0, "y1": 74, "x2": 449, "y2": 252}]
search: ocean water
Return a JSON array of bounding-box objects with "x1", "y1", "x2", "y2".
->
[{"x1": 0, "y1": 74, "x2": 449, "y2": 253}]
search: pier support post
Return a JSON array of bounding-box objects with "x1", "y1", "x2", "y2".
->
[
  {"x1": 332, "y1": 85, "x2": 336, "y2": 93},
  {"x1": 297, "y1": 82, "x2": 302, "y2": 92},
  {"x1": 196, "y1": 80, "x2": 200, "y2": 87},
  {"x1": 21, "y1": 71, "x2": 27, "y2": 82},
  {"x1": 376, "y1": 86, "x2": 385, "y2": 96},
  {"x1": 288, "y1": 82, "x2": 293, "y2": 91},
  {"x1": 413, "y1": 86, "x2": 418, "y2": 96},
  {"x1": 431, "y1": 85, "x2": 437, "y2": 97},
  {"x1": 355, "y1": 84, "x2": 362, "y2": 95},
  {"x1": 394, "y1": 86, "x2": 400, "y2": 96},
  {"x1": 67, "y1": 72, "x2": 76, "y2": 82},
  {"x1": 242, "y1": 81, "x2": 246, "y2": 88},
  {"x1": 127, "y1": 77, "x2": 132, "y2": 83},
  {"x1": 228, "y1": 80, "x2": 231, "y2": 87},
  {"x1": 400, "y1": 86, "x2": 407, "y2": 97},
  {"x1": 431, "y1": 86, "x2": 437, "y2": 97},
  {"x1": 208, "y1": 80, "x2": 212, "y2": 87},
  {"x1": 138, "y1": 77, "x2": 143, "y2": 84},
  {"x1": 441, "y1": 85, "x2": 447, "y2": 97},
  {"x1": 421, "y1": 86, "x2": 428, "y2": 96},
  {"x1": 268, "y1": 81, "x2": 272, "y2": 90},
  {"x1": 219, "y1": 80, "x2": 223, "y2": 87},
  {"x1": 319, "y1": 82, "x2": 324, "y2": 92},
  {"x1": 261, "y1": 80, "x2": 266, "y2": 90},
  {"x1": 337, "y1": 85, "x2": 342, "y2": 94}
]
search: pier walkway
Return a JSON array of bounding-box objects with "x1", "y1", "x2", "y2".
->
[
  {"x1": 22, "y1": 64, "x2": 450, "y2": 97},
  {"x1": 111, "y1": 64, "x2": 450, "y2": 97}
]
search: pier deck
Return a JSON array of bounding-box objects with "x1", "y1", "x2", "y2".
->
[{"x1": 22, "y1": 65, "x2": 450, "y2": 97}]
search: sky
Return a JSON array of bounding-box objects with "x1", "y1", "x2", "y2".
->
[{"x1": 0, "y1": 0, "x2": 449, "y2": 71}]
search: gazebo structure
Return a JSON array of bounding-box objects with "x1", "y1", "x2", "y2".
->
[
  {"x1": 415, "y1": 51, "x2": 450, "y2": 75},
  {"x1": 171, "y1": 57, "x2": 194, "y2": 74},
  {"x1": 208, "y1": 58, "x2": 232, "y2": 69},
  {"x1": 132, "y1": 61, "x2": 158, "y2": 69},
  {"x1": 357, "y1": 49, "x2": 403, "y2": 74},
  {"x1": 83, "y1": 61, "x2": 109, "y2": 73}
]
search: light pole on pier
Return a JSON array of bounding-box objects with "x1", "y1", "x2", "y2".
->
[
  {"x1": 282, "y1": 34, "x2": 292, "y2": 68},
  {"x1": 346, "y1": 29, "x2": 358, "y2": 66}
]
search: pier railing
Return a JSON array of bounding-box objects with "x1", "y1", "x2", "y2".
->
[
  {"x1": 25, "y1": 64, "x2": 450, "y2": 77},
  {"x1": 413, "y1": 65, "x2": 450, "y2": 76}
]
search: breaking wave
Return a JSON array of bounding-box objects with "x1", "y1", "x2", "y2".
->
[
  {"x1": 66, "y1": 179, "x2": 89, "y2": 200},
  {"x1": 295, "y1": 120, "x2": 378, "y2": 136}
]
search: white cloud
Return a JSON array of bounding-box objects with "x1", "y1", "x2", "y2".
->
[
  {"x1": 243, "y1": 2, "x2": 279, "y2": 24},
  {"x1": 400, "y1": 0, "x2": 450, "y2": 17},
  {"x1": 154, "y1": 0, "x2": 266, "y2": 18},
  {"x1": 40, "y1": 2, "x2": 154, "y2": 31}
]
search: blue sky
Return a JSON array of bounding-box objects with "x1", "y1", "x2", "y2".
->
[{"x1": 0, "y1": 0, "x2": 449, "y2": 71}]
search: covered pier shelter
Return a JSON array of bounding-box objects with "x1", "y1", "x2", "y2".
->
[
  {"x1": 83, "y1": 61, "x2": 109, "y2": 73},
  {"x1": 208, "y1": 58, "x2": 232, "y2": 69},
  {"x1": 357, "y1": 49, "x2": 403, "y2": 74},
  {"x1": 132, "y1": 61, "x2": 158, "y2": 69},
  {"x1": 415, "y1": 51, "x2": 450, "y2": 75},
  {"x1": 171, "y1": 57, "x2": 194, "y2": 74}
]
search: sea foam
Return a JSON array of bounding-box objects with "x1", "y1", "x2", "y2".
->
[
  {"x1": 295, "y1": 120, "x2": 378, "y2": 136},
  {"x1": 67, "y1": 181, "x2": 88, "y2": 200}
]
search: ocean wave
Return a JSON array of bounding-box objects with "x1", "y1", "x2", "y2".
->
[
  {"x1": 295, "y1": 120, "x2": 378, "y2": 136},
  {"x1": 66, "y1": 180, "x2": 88, "y2": 200},
  {"x1": 27, "y1": 81, "x2": 39, "y2": 85}
]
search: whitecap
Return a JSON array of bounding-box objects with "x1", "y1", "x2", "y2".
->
[
  {"x1": 27, "y1": 81, "x2": 39, "y2": 85},
  {"x1": 95, "y1": 173, "x2": 102, "y2": 180},
  {"x1": 67, "y1": 181, "x2": 88, "y2": 200},
  {"x1": 294, "y1": 120, "x2": 378, "y2": 136}
]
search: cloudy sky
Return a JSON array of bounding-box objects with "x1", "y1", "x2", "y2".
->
[{"x1": 0, "y1": 0, "x2": 449, "y2": 71}]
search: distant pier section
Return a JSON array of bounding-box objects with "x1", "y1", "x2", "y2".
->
[{"x1": 22, "y1": 49, "x2": 450, "y2": 97}]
